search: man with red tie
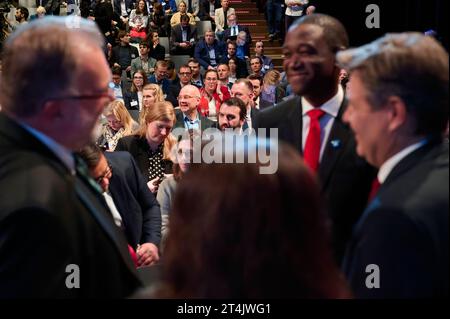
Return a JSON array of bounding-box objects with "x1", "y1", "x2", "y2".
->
[{"x1": 256, "y1": 14, "x2": 376, "y2": 263}]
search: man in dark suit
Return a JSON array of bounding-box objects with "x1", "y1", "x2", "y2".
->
[
  {"x1": 198, "y1": 0, "x2": 220, "y2": 22},
  {"x1": 194, "y1": 29, "x2": 225, "y2": 70},
  {"x1": 174, "y1": 85, "x2": 216, "y2": 131},
  {"x1": 148, "y1": 60, "x2": 172, "y2": 96},
  {"x1": 170, "y1": 14, "x2": 198, "y2": 56},
  {"x1": 0, "y1": 17, "x2": 141, "y2": 298},
  {"x1": 339, "y1": 33, "x2": 449, "y2": 298},
  {"x1": 256, "y1": 14, "x2": 376, "y2": 263},
  {"x1": 219, "y1": 41, "x2": 248, "y2": 79},
  {"x1": 231, "y1": 79, "x2": 259, "y2": 131},
  {"x1": 37, "y1": 0, "x2": 61, "y2": 15},
  {"x1": 248, "y1": 74, "x2": 272, "y2": 110},
  {"x1": 78, "y1": 145, "x2": 162, "y2": 267},
  {"x1": 222, "y1": 13, "x2": 251, "y2": 46},
  {"x1": 166, "y1": 64, "x2": 194, "y2": 107},
  {"x1": 109, "y1": 30, "x2": 139, "y2": 77}
]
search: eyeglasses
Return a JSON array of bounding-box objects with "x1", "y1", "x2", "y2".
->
[
  {"x1": 179, "y1": 72, "x2": 192, "y2": 76},
  {"x1": 95, "y1": 165, "x2": 113, "y2": 184}
]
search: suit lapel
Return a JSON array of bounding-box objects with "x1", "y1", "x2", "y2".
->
[
  {"x1": 318, "y1": 100, "x2": 352, "y2": 190},
  {"x1": 285, "y1": 97, "x2": 303, "y2": 153}
]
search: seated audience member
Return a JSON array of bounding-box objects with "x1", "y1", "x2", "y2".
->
[
  {"x1": 98, "y1": 100, "x2": 139, "y2": 151},
  {"x1": 230, "y1": 79, "x2": 258, "y2": 130},
  {"x1": 94, "y1": 0, "x2": 123, "y2": 45},
  {"x1": 110, "y1": 31, "x2": 139, "y2": 76},
  {"x1": 157, "y1": 132, "x2": 194, "y2": 251},
  {"x1": 249, "y1": 56, "x2": 264, "y2": 77},
  {"x1": 170, "y1": 14, "x2": 198, "y2": 56},
  {"x1": 339, "y1": 68, "x2": 349, "y2": 91},
  {"x1": 124, "y1": 70, "x2": 148, "y2": 110},
  {"x1": 285, "y1": 0, "x2": 315, "y2": 33},
  {"x1": 111, "y1": 65, "x2": 126, "y2": 100},
  {"x1": 161, "y1": 0, "x2": 178, "y2": 16},
  {"x1": 167, "y1": 65, "x2": 195, "y2": 107},
  {"x1": 339, "y1": 32, "x2": 449, "y2": 298},
  {"x1": 247, "y1": 74, "x2": 272, "y2": 110},
  {"x1": 139, "y1": 83, "x2": 166, "y2": 125},
  {"x1": 166, "y1": 60, "x2": 179, "y2": 83},
  {"x1": 175, "y1": 85, "x2": 216, "y2": 131},
  {"x1": 14, "y1": 6, "x2": 29, "y2": 28},
  {"x1": 254, "y1": 41, "x2": 274, "y2": 74},
  {"x1": 147, "y1": 32, "x2": 166, "y2": 61},
  {"x1": 194, "y1": 30, "x2": 226, "y2": 70},
  {"x1": 235, "y1": 31, "x2": 250, "y2": 60},
  {"x1": 148, "y1": 2, "x2": 168, "y2": 37},
  {"x1": 214, "y1": 0, "x2": 234, "y2": 40},
  {"x1": 223, "y1": 13, "x2": 251, "y2": 45},
  {"x1": 217, "y1": 63, "x2": 232, "y2": 89},
  {"x1": 170, "y1": 1, "x2": 196, "y2": 27},
  {"x1": 218, "y1": 97, "x2": 246, "y2": 132},
  {"x1": 198, "y1": 0, "x2": 221, "y2": 24},
  {"x1": 116, "y1": 102, "x2": 177, "y2": 194},
  {"x1": 148, "y1": 61, "x2": 172, "y2": 96},
  {"x1": 266, "y1": 0, "x2": 283, "y2": 41},
  {"x1": 78, "y1": 143, "x2": 161, "y2": 268},
  {"x1": 129, "y1": 0, "x2": 149, "y2": 42},
  {"x1": 260, "y1": 69, "x2": 285, "y2": 105},
  {"x1": 155, "y1": 140, "x2": 351, "y2": 298},
  {"x1": 131, "y1": 40, "x2": 157, "y2": 76},
  {"x1": 31, "y1": 6, "x2": 46, "y2": 20},
  {"x1": 220, "y1": 41, "x2": 249, "y2": 79},
  {"x1": 188, "y1": 58, "x2": 204, "y2": 87},
  {"x1": 40, "y1": 0, "x2": 60, "y2": 16},
  {"x1": 113, "y1": 0, "x2": 134, "y2": 23},
  {"x1": 198, "y1": 69, "x2": 231, "y2": 121},
  {"x1": 176, "y1": 0, "x2": 200, "y2": 19},
  {"x1": 227, "y1": 57, "x2": 237, "y2": 83}
]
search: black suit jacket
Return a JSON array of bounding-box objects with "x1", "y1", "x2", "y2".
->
[
  {"x1": 0, "y1": 113, "x2": 141, "y2": 298},
  {"x1": 110, "y1": 45, "x2": 139, "y2": 70},
  {"x1": 198, "y1": 0, "x2": 221, "y2": 20},
  {"x1": 219, "y1": 55, "x2": 249, "y2": 79},
  {"x1": 223, "y1": 25, "x2": 252, "y2": 46},
  {"x1": 124, "y1": 91, "x2": 140, "y2": 110},
  {"x1": 170, "y1": 24, "x2": 198, "y2": 55},
  {"x1": 174, "y1": 109, "x2": 217, "y2": 131},
  {"x1": 256, "y1": 96, "x2": 376, "y2": 263},
  {"x1": 105, "y1": 152, "x2": 162, "y2": 250},
  {"x1": 343, "y1": 141, "x2": 449, "y2": 298}
]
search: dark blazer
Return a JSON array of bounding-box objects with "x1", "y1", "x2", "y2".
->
[
  {"x1": 148, "y1": 75, "x2": 172, "y2": 95},
  {"x1": 198, "y1": 0, "x2": 221, "y2": 20},
  {"x1": 219, "y1": 55, "x2": 249, "y2": 79},
  {"x1": 223, "y1": 25, "x2": 252, "y2": 45},
  {"x1": 0, "y1": 113, "x2": 141, "y2": 298},
  {"x1": 105, "y1": 152, "x2": 162, "y2": 250},
  {"x1": 124, "y1": 91, "x2": 140, "y2": 110},
  {"x1": 256, "y1": 98, "x2": 273, "y2": 110},
  {"x1": 194, "y1": 38, "x2": 226, "y2": 69},
  {"x1": 343, "y1": 141, "x2": 449, "y2": 298},
  {"x1": 113, "y1": 0, "x2": 134, "y2": 16},
  {"x1": 256, "y1": 96, "x2": 376, "y2": 263},
  {"x1": 166, "y1": 81, "x2": 182, "y2": 107},
  {"x1": 110, "y1": 45, "x2": 139, "y2": 70},
  {"x1": 174, "y1": 109, "x2": 217, "y2": 131},
  {"x1": 149, "y1": 44, "x2": 166, "y2": 61},
  {"x1": 170, "y1": 24, "x2": 198, "y2": 55},
  {"x1": 115, "y1": 135, "x2": 173, "y2": 182}
]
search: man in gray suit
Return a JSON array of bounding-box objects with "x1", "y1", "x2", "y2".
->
[{"x1": 131, "y1": 40, "x2": 157, "y2": 76}]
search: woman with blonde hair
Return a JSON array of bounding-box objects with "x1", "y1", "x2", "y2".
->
[
  {"x1": 170, "y1": 1, "x2": 196, "y2": 27},
  {"x1": 139, "y1": 83, "x2": 166, "y2": 125},
  {"x1": 97, "y1": 100, "x2": 139, "y2": 151},
  {"x1": 261, "y1": 69, "x2": 285, "y2": 105},
  {"x1": 116, "y1": 101, "x2": 177, "y2": 194}
]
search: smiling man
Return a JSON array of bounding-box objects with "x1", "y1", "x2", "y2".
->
[{"x1": 256, "y1": 14, "x2": 376, "y2": 264}]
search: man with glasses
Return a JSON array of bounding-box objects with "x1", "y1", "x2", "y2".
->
[
  {"x1": 223, "y1": 13, "x2": 251, "y2": 45},
  {"x1": 167, "y1": 65, "x2": 194, "y2": 107},
  {"x1": 174, "y1": 85, "x2": 215, "y2": 131},
  {"x1": 0, "y1": 17, "x2": 142, "y2": 297},
  {"x1": 78, "y1": 144, "x2": 162, "y2": 269}
]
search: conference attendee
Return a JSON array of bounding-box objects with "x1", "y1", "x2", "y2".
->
[
  {"x1": 176, "y1": 0, "x2": 200, "y2": 18},
  {"x1": 249, "y1": 56, "x2": 264, "y2": 77},
  {"x1": 147, "y1": 31, "x2": 166, "y2": 61},
  {"x1": 14, "y1": 6, "x2": 29, "y2": 28},
  {"x1": 247, "y1": 74, "x2": 272, "y2": 110},
  {"x1": 78, "y1": 144, "x2": 162, "y2": 267},
  {"x1": 170, "y1": 14, "x2": 198, "y2": 56},
  {"x1": 38, "y1": 0, "x2": 61, "y2": 16},
  {"x1": 109, "y1": 30, "x2": 139, "y2": 76},
  {"x1": 339, "y1": 68, "x2": 349, "y2": 91},
  {"x1": 260, "y1": 69, "x2": 285, "y2": 105},
  {"x1": 139, "y1": 83, "x2": 166, "y2": 125},
  {"x1": 166, "y1": 65, "x2": 195, "y2": 107},
  {"x1": 188, "y1": 58, "x2": 204, "y2": 87},
  {"x1": 129, "y1": 0, "x2": 149, "y2": 42},
  {"x1": 218, "y1": 97, "x2": 246, "y2": 131},
  {"x1": 148, "y1": 60, "x2": 172, "y2": 96},
  {"x1": 194, "y1": 29, "x2": 226, "y2": 70},
  {"x1": 174, "y1": 85, "x2": 215, "y2": 131},
  {"x1": 115, "y1": 101, "x2": 177, "y2": 194},
  {"x1": 198, "y1": 69, "x2": 231, "y2": 121},
  {"x1": 0, "y1": 16, "x2": 141, "y2": 298},
  {"x1": 98, "y1": 100, "x2": 139, "y2": 151},
  {"x1": 230, "y1": 79, "x2": 258, "y2": 130},
  {"x1": 285, "y1": 0, "x2": 315, "y2": 35},
  {"x1": 111, "y1": 65, "x2": 126, "y2": 100},
  {"x1": 214, "y1": 0, "x2": 234, "y2": 40},
  {"x1": 223, "y1": 13, "x2": 251, "y2": 45},
  {"x1": 155, "y1": 141, "x2": 351, "y2": 298},
  {"x1": 235, "y1": 31, "x2": 250, "y2": 60},
  {"x1": 131, "y1": 40, "x2": 157, "y2": 76},
  {"x1": 254, "y1": 41, "x2": 274, "y2": 74},
  {"x1": 198, "y1": 0, "x2": 220, "y2": 24},
  {"x1": 339, "y1": 32, "x2": 449, "y2": 298},
  {"x1": 217, "y1": 63, "x2": 232, "y2": 89},
  {"x1": 124, "y1": 69, "x2": 148, "y2": 111},
  {"x1": 170, "y1": 0, "x2": 196, "y2": 27},
  {"x1": 257, "y1": 14, "x2": 376, "y2": 263},
  {"x1": 113, "y1": 0, "x2": 134, "y2": 21},
  {"x1": 219, "y1": 41, "x2": 249, "y2": 79},
  {"x1": 148, "y1": 2, "x2": 168, "y2": 37},
  {"x1": 266, "y1": 0, "x2": 283, "y2": 41}
]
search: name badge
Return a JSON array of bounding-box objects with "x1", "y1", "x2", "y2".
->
[
  {"x1": 131, "y1": 54, "x2": 136, "y2": 58},
  {"x1": 131, "y1": 100, "x2": 138, "y2": 107},
  {"x1": 264, "y1": 65, "x2": 270, "y2": 70}
]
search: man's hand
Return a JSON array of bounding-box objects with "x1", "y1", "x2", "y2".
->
[
  {"x1": 136, "y1": 243, "x2": 160, "y2": 267},
  {"x1": 179, "y1": 42, "x2": 189, "y2": 48}
]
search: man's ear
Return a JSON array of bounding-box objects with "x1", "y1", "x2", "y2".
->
[
  {"x1": 386, "y1": 96, "x2": 408, "y2": 132},
  {"x1": 41, "y1": 100, "x2": 63, "y2": 121}
]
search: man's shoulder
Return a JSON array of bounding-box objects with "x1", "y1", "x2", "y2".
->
[{"x1": 258, "y1": 96, "x2": 300, "y2": 124}]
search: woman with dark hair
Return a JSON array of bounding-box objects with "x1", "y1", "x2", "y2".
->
[
  {"x1": 198, "y1": 69, "x2": 231, "y2": 122},
  {"x1": 147, "y1": 31, "x2": 166, "y2": 61},
  {"x1": 124, "y1": 69, "x2": 148, "y2": 110},
  {"x1": 156, "y1": 140, "x2": 351, "y2": 298},
  {"x1": 129, "y1": 0, "x2": 149, "y2": 42},
  {"x1": 148, "y1": 2, "x2": 167, "y2": 37}
]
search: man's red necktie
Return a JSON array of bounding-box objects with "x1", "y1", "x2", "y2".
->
[
  {"x1": 367, "y1": 178, "x2": 381, "y2": 203},
  {"x1": 304, "y1": 109, "x2": 325, "y2": 172}
]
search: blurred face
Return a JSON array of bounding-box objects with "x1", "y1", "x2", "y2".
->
[
  {"x1": 231, "y1": 82, "x2": 254, "y2": 108},
  {"x1": 179, "y1": 67, "x2": 193, "y2": 85},
  {"x1": 228, "y1": 15, "x2": 236, "y2": 27},
  {"x1": 188, "y1": 62, "x2": 200, "y2": 77},
  {"x1": 219, "y1": 105, "x2": 244, "y2": 130},
  {"x1": 343, "y1": 72, "x2": 389, "y2": 167},
  {"x1": 91, "y1": 155, "x2": 112, "y2": 192},
  {"x1": 228, "y1": 59, "x2": 236, "y2": 73},
  {"x1": 179, "y1": 2, "x2": 187, "y2": 13},
  {"x1": 205, "y1": 32, "x2": 215, "y2": 45},
  {"x1": 339, "y1": 69, "x2": 348, "y2": 82},
  {"x1": 120, "y1": 33, "x2": 130, "y2": 44},
  {"x1": 178, "y1": 86, "x2": 200, "y2": 114},
  {"x1": 255, "y1": 42, "x2": 264, "y2": 55},
  {"x1": 221, "y1": 0, "x2": 229, "y2": 9},
  {"x1": 176, "y1": 139, "x2": 192, "y2": 172},
  {"x1": 146, "y1": 120, "x2": 173, "y2": 146},
  {"x1": 138, "y1": 1, "x2": 145, "y2": 10},
  {"x1": 227, "y1": 44, "x2": 236, "y2": 57},
  {"x1": 217, "y1": 65, "x2": 230, "y2": 81},
  {"x1": 282, "y1": 24, "x2": 338, "y2": 98},
  {"x1": 143, "y1": 88, "x2": 157, "y2": 108},
  {"x1": 112, "y1": 74, "x2": 121, "y2": 85},
  {"x1": 236, "y1": 34, "x2": 246, "y2": 46},
  {"x1": 181, "y1": 19, "x2": 189, "y2": 28},
  {"x1": 152, "y1": 33, "x2": 159, "y2": 43},
  {"x1": 249, "y1": 79, "x2": 261, "y2": 98},
  {"x1": 155, "y1": 66, "x2": 168, "y2": 81},
  {"x1": 15, "y1": 9, "x2": 23, "y2": 21},
  {"x1": 204, "y1": 72, "x2": 218, "y2": 92},
  {"x1": 133, "y1": 72, "x2": 144, "y2": 88},
  {"x1": 139, "y1": 45, "x2": 149, "y2": 56},
  {"x1": 250, "y1": 58, "x2": 262, "y2": 74},
  {"x1": 106, "y1": 114, "x2": 123, "y2": 131}
]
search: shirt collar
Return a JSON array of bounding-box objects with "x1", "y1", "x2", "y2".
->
[
  {"x1": 377, "y1": 139, "x2": 428, "y2": 183},
  {"x1": 301, "y1": 85, "x2": 344, "y2": 118},
  {"x1": 183, "y1": 113, "x2": 199, "y2": 123}
]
